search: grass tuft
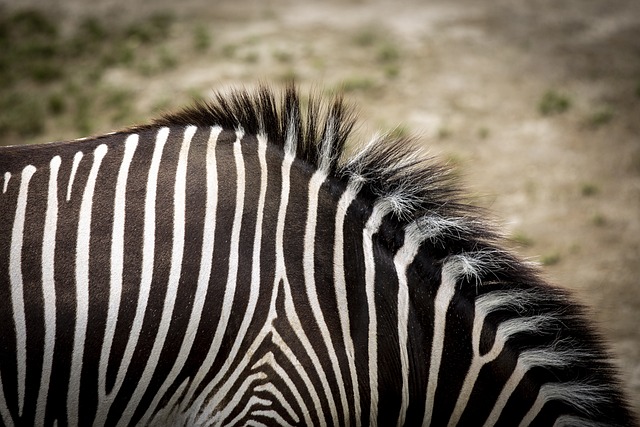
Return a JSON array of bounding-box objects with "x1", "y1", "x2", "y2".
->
[
  {"x1": 581, "y1": 183, "x2": 599, "y2": 197},
  {"x1": 539, "y1": 90, "x2": 571, "y2": 116},
  {"x1": 587, "y1": 105, "x2": 614, "y2": 128},
  {"x1": 511, "y1": 231, "x2": 535, "y2": 247},
  {"x1": 541, "y1": 252, "x2": 561, "y2": 266}
]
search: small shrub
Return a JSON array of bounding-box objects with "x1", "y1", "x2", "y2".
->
[
  {"x1": 243, "y1": 51, "x2": 259, "y2": 63},
  {"x1": 478, "y1": 127, "x2": 490, "y2": 139},
  {"x1": 157, "y1": 46, "x2": 177, "y2": 70},
  {"x1": 341, "y1": 77, "x2": 376, "y2": 93},
  {"x1": 539, "y1": 90, "x2": 571, "y2": 116},
  {"x1": 221, "y1": 44, "x2": 237, "y2": 58},
  {"x1": 581, "y1": 183, "x2": 599, "y2": 197},
  {"x1": 0, "y1": 92, "x2": 46, "y2": 137},
  {"x1": 192, "y1": 25, "x2": 211, "y2": 52},
  {"x1": 28, "y1": 61, "x2": 64, "y2": 83},
  {"x1": 587, "y1": 105, "x2": 614, "y2": 128},
  {"x1": 438, "y1": 127, "x2": 452, "y2": 140},
  {"x1": 273, "y1": 50, "x2": 293, "y2": 63},
  {"x1": 591, "y1": 213, "x2": 606, "y2": 227},
  {"x1": 126, "y1": 12, "x2": 175, "y2": 44},
  {"x1": 47, "y1": 93, "x2": 66, "y2": 115},
  {"x1": 353, "y1": 27, "x2": 379, "y2": 47},
  {"x1": 541, "y1": 252, "x2": 561, "y2": 266},
  {"x1": 384, "y1": 64, "x2": 400, "y2": 79},
  {"x1": 377, "y1": 43, "x2": 400, "y2": 63}
]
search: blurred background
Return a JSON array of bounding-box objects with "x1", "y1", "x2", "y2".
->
[{"x1": 1, "y1": 0, "x2": 639, "y2": 414}]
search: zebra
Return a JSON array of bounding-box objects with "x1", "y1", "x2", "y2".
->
[{"x1": 0, "y1": 85, "x2": 636, "y2": 426}]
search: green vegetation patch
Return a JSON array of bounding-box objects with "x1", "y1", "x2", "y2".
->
[
  {"x1": 538, "y1": 90, "x2": 571, "y2": 116},
  {"x1": 587, "y1": 105, "x2": 614, "y2": 128},
  {"x1": 0, "y1": 8, "x2": 180, "y2": 144}
]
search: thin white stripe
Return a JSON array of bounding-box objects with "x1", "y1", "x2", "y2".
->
[
  {"x1": 0, "y1": 373, "x2": 14, "y2": 426},
  {"x1": 248, "y1": 410, "x2": 294, "y2": 427},
  {"x1": 422, "y1": 260, "x2": 457, "y2": 427},
  {"x1": 270, "y1": 155, "x2": 337, "y2": 425},
  {"x1": 271, "y1": 331, "x2": 327, "y2": 426},
  {"x1": 36, "y1": 156, "x2": 61, "y2": 426},
  {"x1": 188, "y1": 131, "x2": 269, "y2": 421},
  {"x1": 66, "y1": 151, "x2": 83, "y2": 201},
  {"x1": 333, "y1": 182, "x2": 362, "y2": 427},
  {"x1": 282, "y1": 268, "x2": 338, "y2": 425},
  {"x1": 9, "y1": 164, "x2": 36, "y2": 417},
  {"x1": 94, "y1": 127, "x2": 168, "y2": 427},
  {"x1": 117, "y1": 125, "x2": 195, "y2": 427},
  {"x1": 254, "y1": 355, "x2": 310, "y2": 425},
  {"x1": 2, "y1": 172, "x2": 10, "y2": 193},
  {"x1": 181, "y1": 129, "x2": 247, "y2": 419},
  {"x1": 393, "y1": 232, "x2": 422, "y2": 427},
  {"x1": 138, "y1": 126, "x2": 222, "y2": 425},
  {"x1": 68, "y1": 143, "x2": 108, "y2": 427},
  {"x1": 254, "y1": 383, "x2": 300, "y2": 424},
  {"x1": 212, "y1": 374, "x2": 268, "y2": 426},
  {"x1": 303, "y1": 169, "x2": 349, "y2": 424},
  {"x1": 484, "y1": 357, "x2": 526, "y2": 427},
  {"x1": 223, "y1": 396, "x2": 271, "y2": 427},
  {"x1": 363, "y1": 200, "x2": 393, "y2": 427},
  {"x1": 94, "y1": 134, "x2": 138, "y2": 424},
  {"x1": 192, "y1": 149, "x2": 320, "y2": 425}
]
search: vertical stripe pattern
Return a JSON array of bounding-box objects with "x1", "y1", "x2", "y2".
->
[{"x1": 0, "y1": 87, "x2": 632, "y2": 427}]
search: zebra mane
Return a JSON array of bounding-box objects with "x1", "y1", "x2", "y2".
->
[
  {"x1": 153, "y1": 84, "x2": 489, "y2": 237},
  {"x1": 151, "y1": 85, "x2": 636, "y2": 423}
]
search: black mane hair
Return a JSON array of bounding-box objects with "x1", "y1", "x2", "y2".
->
[
  {"x1": 147, "y1": 84, "x2": 637, "y2": 425},
  {"x1": 153, "y1": 85, "x2": 485, "y2": 229}
]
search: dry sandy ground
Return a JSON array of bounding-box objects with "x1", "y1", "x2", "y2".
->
[{"x1": 4, "y1": 0, "x2": 640, "y2": 416}]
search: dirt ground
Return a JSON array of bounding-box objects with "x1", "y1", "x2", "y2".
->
[{"x1": 4, "y1": 0, "x2": 640, "y2": 415}]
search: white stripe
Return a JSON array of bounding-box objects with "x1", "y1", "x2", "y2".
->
[
  {"x1": 179, "y1": 128, "x2": 248, "y2": 420},
  {"x1": 36, "y1": 156, "x2": 61, "y2": 426},
  {"x1": 94, "y1": 134, "x2": 138, "y2": 424},
  {"x1": 253, "y1": 354, "x2": 310, "y2": 425},
  {"x1": 68, "y1": 143, "x2": 108, "y2": 427},
  {"x1": 303, "y1": 169, "x2": 350, "y2": 425},
  {"x1": 66, "y1": 151, "x2": 83, "y2": 201},
  {"x1": 117, "y1": 125, "x2": 195, "y2": 427},
  {"x1": 262, "y1": 154, "x2": 336, "y2": 426},
  {"x1": 519, "y1": 382, "x2": 606, "y2": 427},
  {"x1": 138, "y1": 126, "x2": 222, "y2": 425},
  {"x1": 0, "y1": 372, "x2": 14, "y2": 427},
  {"x1": 422, "y1": 258, "x2": 458, "y2": 426},
  {"x1": 2, "y1": 172, "x2": 9, "y2": 193},
  {"x1": 450, "y1": 310, "x2": 554, "y2": 426},
  {"x1": 93, "y1": 127, "x2": 168, "y2": 427},
  {"x1": 9, "y1": 164, "x2": 36, "y2": 417},
  {"x1": 271, "y1": 331, "x2": 326, "y2": 426},
  {"x1": 393, "y1": 224, "x2": 424, "y2": 427},
  {"x1": 249, "y1": 410, "x2": 294, "y2": 427},
  {"x1": 363, "y1": 199, "x2": 393, "y2": 426},
  {"x1": 333, "y1": 181, "x2": 362, "y2": 427},
  {"x1": 254, "y1": 383, "x2": 300, "y2": 424},
  {"x1": 187, "y1": 130, "x2": 270, "y2": 421},
  {"x1": 211, "y1": 373, "x2": 268, "y2": 425},
  {"x1": 484, "y1": 345, "x2": 577, "y2": 427},
  {"x1": 281, "y1": 267, "x2": 339, "y2": 425}
]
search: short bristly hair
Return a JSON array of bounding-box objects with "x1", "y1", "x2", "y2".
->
[{"x1": 143, "y1": 84, "x2": 635, "y2": 426}]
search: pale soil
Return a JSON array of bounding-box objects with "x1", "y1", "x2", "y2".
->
[{"x1": 5, "y1": 0, "x2": 640, "y2": 415}]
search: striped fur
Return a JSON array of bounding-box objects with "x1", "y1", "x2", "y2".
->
[{"x1": 0, "y1": 85, "x2": 636, "y2": 426}]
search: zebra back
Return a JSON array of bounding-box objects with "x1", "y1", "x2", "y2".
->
[{"x1": 0, "y1": 85, "x2": 636, "y2": 426}]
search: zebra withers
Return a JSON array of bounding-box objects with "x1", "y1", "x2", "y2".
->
[{"x1": 0, "y1": 86, "x2": 636, "y2": 426}]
